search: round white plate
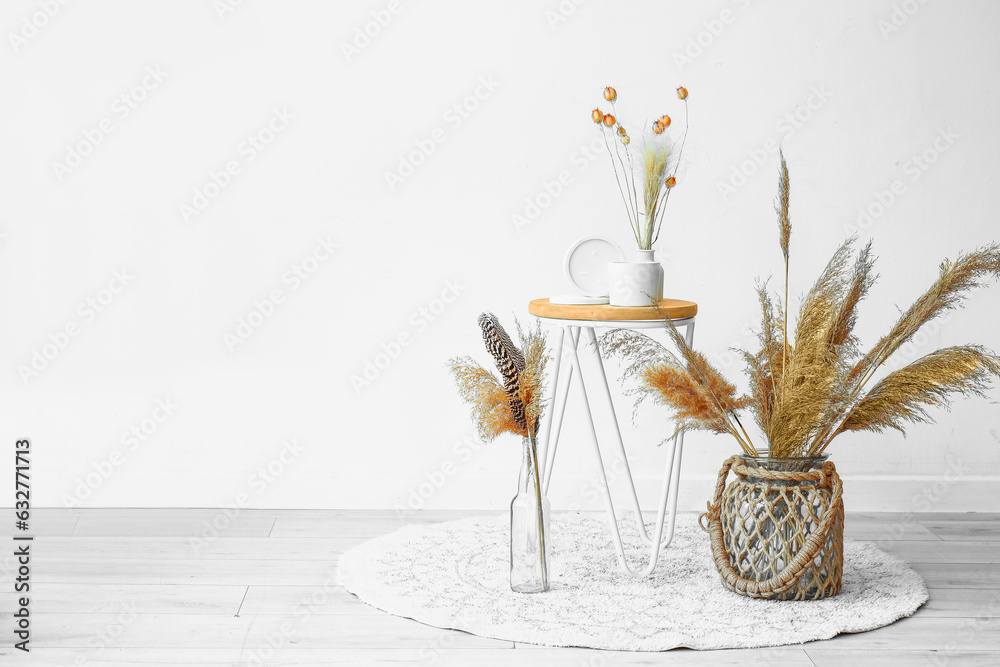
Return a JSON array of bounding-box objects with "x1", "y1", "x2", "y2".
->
[{"x1": 564, "y1": 236, "x2": 624, "y2": 297}]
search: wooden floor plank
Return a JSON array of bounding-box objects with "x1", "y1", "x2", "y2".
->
[
  {"x1": 0, "y1": 646, "x2": 821, "y2": 665},
  {"x1": 72, "y1": 513, "x2": 275, "y2": 538},
  {"x1": 6, "y1": 612, "x2": 512, "y2": 650},
  {"x1": 32, "y1": 536, "x2": 275, "y2": 560},
  {"x1": 3, "y1": 513, "x2": 78, "y2": 537},
  {"x1": 794, "y1": 616, "x2": 1000, "y2": 650},
  {"x1": 848, "y1": 511, "x2": 1000, "y2": 523},
  {"x1": 26, "y1": 536, "x2": 351, "y2": 561},
  {"x1": 0, "y1": 648, "x2": 518, "y2": 666},
  {"x1": 908, "y1": 563, "x2": 1000, "y2": 589},
  {"x1": 842, "y1": 521, "x2": 941, "y2": 542},
  {"x1": 31, "y1": 557, "x2": 339, "y2": 586},
  {"x1": 920, "y1": 589, "x2": 1000, "y2": 617},
  {"x1": 805, "y1": 649, "x2": 1000, "y2": 666},
  {"x1": 239, "y1": 585, "x2": 384, "y2": 616},
  {"x1": 877, "y1": 539, "x2": 1000, "y2": 564},
  {"x1": 0, "y1": 583, "x2": 245, "y2": 615},
  {"x1": 920, "y1": 519, "x2": 1000, "y2": 542}
]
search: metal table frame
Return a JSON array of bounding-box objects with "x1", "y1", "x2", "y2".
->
[{"x1": 534, "y1": 315, "x2": 695, "y2": 578}]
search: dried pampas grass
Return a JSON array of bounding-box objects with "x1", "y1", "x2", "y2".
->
[
  {"x1": 602, "y1": 321, "x2": 753, "y2": 453},
  {"x1": 837, "y1": 346, "x2": 1000, "y2": 436},
  {"x1": 449, "y1": 314, "x2": 549, "y2": 441},
  {"x1": 603, "y1": 158, "x2": 1000, "y2": 459}
]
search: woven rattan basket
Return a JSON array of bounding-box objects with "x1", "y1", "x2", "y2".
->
[{"x1": 699, "y1": 454, "x2": 844, "y2": 600}]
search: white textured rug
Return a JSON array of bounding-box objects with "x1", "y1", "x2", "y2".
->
[{"x1": 337, "y1": 512, "x2": 928, "y2": 650}]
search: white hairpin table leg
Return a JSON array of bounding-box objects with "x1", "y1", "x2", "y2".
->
[
  {"x1": 542, "y1": 325, "x2": 577, "y2": 495},
  {"x1": 583, "y1": 326, "x2": 654, "y2": 545},
  {"x1": 537, "y1": 323, "x2": 564, "y2": 485},
  {"x1": 563, "y1": 318, "x2": 696, "y2": 576}
]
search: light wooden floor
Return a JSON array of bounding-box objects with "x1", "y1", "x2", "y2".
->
[{"x1": 0, "y1": 509, "x2": 997, "y2": 666}]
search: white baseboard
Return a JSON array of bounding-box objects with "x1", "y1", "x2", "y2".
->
[
  {"x1": 31, "y1": 471, "x2": 1000, "y2": 512},
  {"x1": 578, "y1": 476, "x2": 1000, "y2": 513},
  {"x1": 385, "y1": 472, "x2": 1000, "y2": 514}
]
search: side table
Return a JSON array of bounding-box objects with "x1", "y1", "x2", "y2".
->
[{"x1": 527, "y1": 298, "x2": 698, "y2": 578}]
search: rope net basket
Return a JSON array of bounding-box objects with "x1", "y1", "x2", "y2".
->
[{"x1": 699, "y1": 454, "x2": 844, "y2": 601}]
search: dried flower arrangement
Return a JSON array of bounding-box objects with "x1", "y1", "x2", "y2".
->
[
  {"x1": 449, "y1": 313, "x2": 551, "y2": 591},
  {"x1": 448, "y1": 313, "x2": 549, "y2": 442},
  {"x1": 592, "y1": 85, "x2": 690, "y2": 250},
  {"x1": 602, "y1": 154, "x2": 1000, "y2": 459}
]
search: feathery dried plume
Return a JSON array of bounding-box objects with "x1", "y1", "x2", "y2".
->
[
  {"x1": 837, "y1": 346, "x2": 1000, "y2": 435},
  {"x1": 600, "y1": 327, "x2": 674, "y2": 383},
  {"x1": 450, "y1": 315, "x2": 548, "y2": 441},
  {"x1": 803, "y1": 242, "x2": 880, "y2": 448},
  {"x1": 602, "y1": 322, "x2": 754, "y2": 453},
  {"x1": 641, "y1": 143, "x2": 671, "y2": 248},
  {"x1": 775, "y1": 150, "x2": 792, "y2": 379},
  {"x1": 849, "y1": 244, "x2": 1000, "y2": 386},
  {"x1": 829, "y1": 241, "x2": 878, "y2": 353},
  {"x1": 661, "y1": 317, "x2": 745, "y2": 418},
  {"x1": 601, "y1": 156, "x2": 1000, "y2": 460},
  {"x1": 516, "y1": 318, "x2": 549, "y2": 433},
  {"x1": 738, "y1": 281, "x2": 786, "y2": 437},
  {"x1": 639, "y1": 364, "x2": 746, "y2": 441},
  {"x1": 447, "y1": 358, "x2": 522, "y2": 442},
  {"x1": 775, "y1": 150, "x2": 791, "y2": 263},
  {"x1": 769, "y1": 239, "x2": 855, "y2": 457}
]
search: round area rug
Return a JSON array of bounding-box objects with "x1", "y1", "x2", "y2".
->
[{"x1": 336, "y1": 512, "x2": 928, "y2": 650}]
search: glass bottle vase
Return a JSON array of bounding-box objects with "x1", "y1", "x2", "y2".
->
[{"x1": 510, "y1": 435, "x2": 550, "y2": 593}]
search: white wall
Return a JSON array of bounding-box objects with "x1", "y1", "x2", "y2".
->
[{"x1": 2, "y1": 0, "x2": 998, "y2": 513}]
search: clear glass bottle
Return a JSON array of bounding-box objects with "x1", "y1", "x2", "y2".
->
[{"x1": 510, "y1": 435, "x2": 550, "y2": 593}]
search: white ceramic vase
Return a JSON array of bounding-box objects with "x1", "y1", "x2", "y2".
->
[{"x1": 607, "y1": 249, "x2": 664, "y2": 307}]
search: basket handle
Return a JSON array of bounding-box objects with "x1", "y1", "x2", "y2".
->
[{"x1": 699, "y1": 457, "x2": 844, "y2": 598}]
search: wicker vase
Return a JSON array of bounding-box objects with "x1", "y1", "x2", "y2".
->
[{"x1": 700, "y1": 454, "x2": 844, "y2": 600}]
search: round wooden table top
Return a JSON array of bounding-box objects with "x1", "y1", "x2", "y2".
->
[{"x1": 528, "y1": 298, "x2": 698, "y2": 321}]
